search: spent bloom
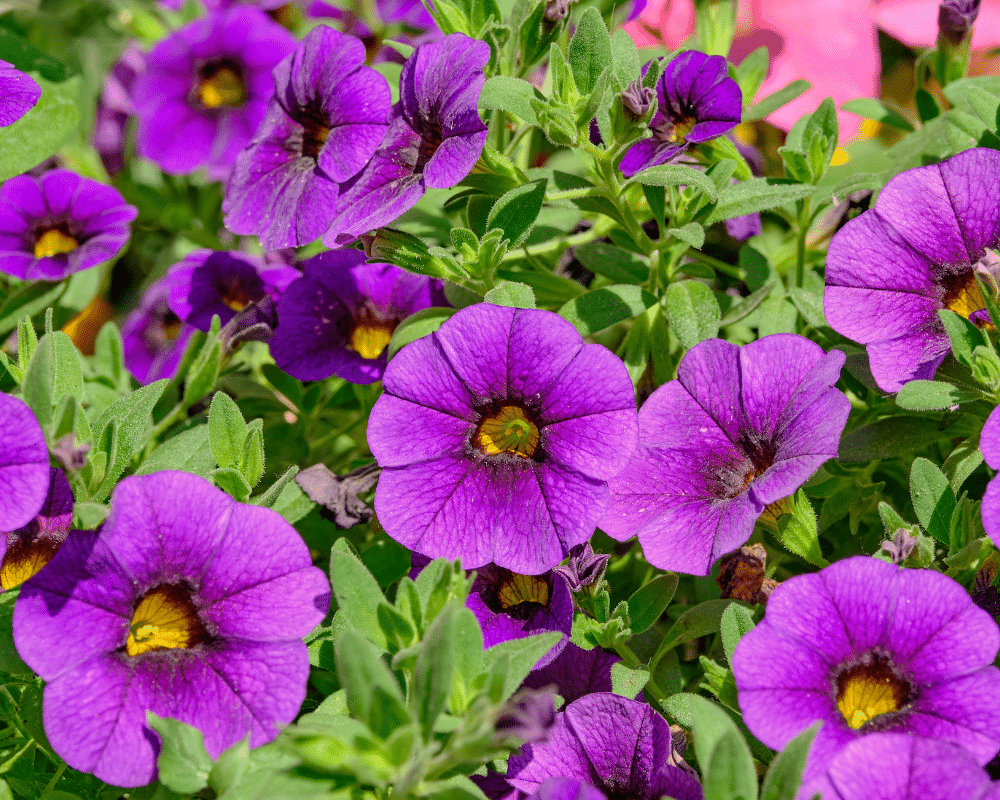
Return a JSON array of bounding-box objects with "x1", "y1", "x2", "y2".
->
[
  {"x1": 619, "y1": 50, "x2": 741, "y2": 178},
  {"x1": 732, "y1": 556, "x2": 1000, "y2": 781},
  {"x1": 602, "y1": 335, "x2": 849, "y2": 575},
  {"x1": 324, "y1": 33, "x2": 489, "y2": 245},
  {"x1": 505, "y1": 693, "x2": 702, "y2": 800},
  {"x1": 268, "y1": 248, "x2": 447, "y2": 384},
  {"x1": 825, "y1": 147, "x2": 1000, "y2": 393},
  {"x1": 0, "y1": 393, "x2": 50, "y2": 533},
  {"x1": 1, "y1": 467, "x2": 72, "y2": 591},
  {"x1": 367, "y1": 303, "x2": 638, "y2": 575},
  {"x1": 132, "y1": 7, "x2": 296, "y2": 179},
  {"x1": 0, "y1": 60, "x2": 40, "y2": 127},
  {"x1": 13, "y1": 471, "x2": 330, "y2": 787},
  {"x1": 121, "y1": 277, "x2": 196, "y2": 385},
  {"x1": 0, "y1": 169, "x2": 137, "y2": 281},
  {"x1": 223, "y1": 26, "x2": 391, "y2": 249}
]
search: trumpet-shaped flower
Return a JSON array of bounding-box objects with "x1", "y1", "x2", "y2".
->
[
  {"x1": 0, "y1": 393, "x2": 50, "y2": 532},
  {"x1": 1, "y1": 467, "x2": 72, "y2": 591}
]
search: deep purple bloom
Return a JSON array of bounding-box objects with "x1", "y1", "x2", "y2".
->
[
  {"x1": 368, "y1": 304, "x2": 639, "y2": 575},
  {"x1": 0, "y1": 393, "x2": 50, "y2": 533},
  {"x1": 467, "y1": 565, "x2": 573, "y2": 668},
  {"x1": 223, "y1": 27, "x2": 390, "y2": 249},
  {"x1": 619, "y1": 51, "x2": 742, "y2": 179},
  {"x1": 495, "y1": 685, "x2": 557, "y2": 744},
  {"x1": 602, "y1": 335, "x2": 849, "y2": 575},
  {"x1": 732, "y1": 556, "x2": 1000, "y2": 781},
  {"x1": 132, "y1": 7, "x2": 296, "y2": 180},
  {"x1": 92, "y1": 44, "x2": 144, "y2": 176},
  {"x1": 531, "y1": 779, "x2": 607, "y2": 800},
  {"x1": 268, "y1": 248, "x2": 446, "y2": 384},
  {"x1": 0, "y1": 169, "x2": 137, "y2": 281},
  {"x1": 522, "y1": 643, "x2": 621, "y2": 704},
  {"x1": 324, "y1": 33, "x2": 489, "y2": 245},
  {"x1": 506, "y1": 693, "x2": 702, "y2": 800},
  {"x1": 1, "y1": 467, "x2": 72, "y2": 591},
  {"x1": 825, "y1": 147, "x2": 1000, "y2": 393},
  {"x1": 164, "y1": 249, "x2": 298, "y2": 332},
  {"x1": 122, "y1": 277, "x2": 197, "y2": 385},
  {"x1": 0, "y1": 60, "x2": 40, "y2": 127},
  {"x1": 978, "y1": 404, "x2": 1000, "y2": 549},
  {"x1": 799, "y1": 733, "x2": 1000, "y2": 800},
  {"x1": 13, "y1": 471, "x2": 330, "y2": 787}
]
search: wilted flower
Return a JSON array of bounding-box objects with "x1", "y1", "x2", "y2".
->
[
  {"x1": 368, "y1": 303, "x2": 638, "y2": 575},
  {"x1": 13, "y1": 471, "x2": 330, "y2": 787},
  {"x1": 825, "y1": 147, "x2": 1000, "y2": 392},
  {"x1": 0, "y1": 60, "x2": 40, "y2": 127},
  {"x1": 0, "y1": 170, "x2": 137, "y2": 281},
  {"x1": 733, "y1": 556, "x2": 1000, "y2": 781},
  {"x1": 0, "y1": 393, "x2": 50, "y2": 533}
]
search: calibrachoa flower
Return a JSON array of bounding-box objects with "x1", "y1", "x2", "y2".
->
[
  {"x1": 977, "y1": 404, "x2": 1000, "y2": 548},
  {"x1": 619, "y1": 50, "x2": 741, "y2": 179},
  {"x1": 0, "y1": 60, "x2": 40, "y2": 127},
  {"x1": 367, "y1": 303, "x2": 639, "y2": 575},
  {"x1": 93, "y1": 43, "x2": 144, "y2": 176},
  {"x1": 223, "y1": 27, "x2": 391, "y2": 249},
  {"x1": 0, "y1": 393, "x2": 50, "y2": 533},
  {"x1": 164, "y1": 249, "x2": 299, "y2": 331},
  {"x1": 505, "y1": 693, "x2": 702, "y2": 800},
  {"x1": 121, "y1": 277, "x2": 196, "y2": 385},
  {"x1": 798, "y1": 733, "x2": 1000, "y2": 800},
  {"x1": 132, "y1": 7, "x2": 296, "y2": 179},
  {"x1": 268, "y1": 249, "x2": 446, "y2": 383},
  {"x1": 825, "y1": 147, "x2": 1000, "y2": 393},
  {"x1": 324, "y1": 33, "x2": 489, "y2": 245},
  {"x1": 732, "y1": 556, "x2": 1000, "y2": 781},
  {"x1": 522, "y1": 642, "x2": 622, "y2": 703},
  {"x1": 602, "y1": 335, "x2": 849, "y2": 575},
  {"x1": 13, "y1": 471, "x2": 330, "y2": 787},
  {"x1": 1, "y1": 467, "x2": 71, "y2": 590},
  {"x1": 0, "y1": 170, "x2": 137, "y2": 281},
  {"x1": 466, "y1": 565, "x2": 572, "y2": 668}
]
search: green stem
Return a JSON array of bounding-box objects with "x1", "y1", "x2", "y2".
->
[
  {"x1": 685, "y1": 248, "x2": 745, "y2": 280},
  {"x1": 545, "y1": 187, "x2": 608, "y2": 202},
  {"x1": 500, "y1": 224, "x2": 608, "y2": 263},
  {"x1": 794, "y1": 198, "x2": 811, "y2": 289},
  {"x1": 41, "y1": 762, "x2": 67, "y2": 796}
]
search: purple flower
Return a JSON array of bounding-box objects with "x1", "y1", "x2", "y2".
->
[
  {"x1": 506, "y1": 693, "x2": 702, "y2": 800},
  {"x1": 531, "y1": 779, "x2": 607, "y2": 800},
  {"x1": 799, "y1": 733, "x2": 1000, "y2": 800},
  {"x1": 467, "y1": 565, "x2": 573, "y2": 668},
  {"x1": 0, "y1": 60, "x2": 40, "y2": 127},
  {"x1": 164, "y1": 249, "x2": 299, "y2": 332},
  {"x1": 268, "y1": 248, "x2": 446, "y2": 384},
  {"x1": 552, "y1": 542, "x2": 609, "y2": 592},
  {"x1": 978, "y1": 404, "x2": 1000, "y2": 549},
  {"x1": 223, "y1": 27, "x2": 390, "y2": 249},
  {"x1": 602, "y1": 335, "x2": 849, "y2": 575},
  {"x1": 939, "y1": 0, "x2": 982, "y2": 45},
  {"x1": 0, "y1": 169, "x2": 137, "y2": 281},
  {"x1": 0, "y1": 393, "x2": 50, "y2": 533},
  {"x1": 13, "y1": 471, "x2": 330, "y2": 787},
  {"x1": 132, "y1": 7, "x2": 296, "y2": 180},
  {"x1": 522, "y1": 642, "x2": 622, "y2": 704},
  {"x1": 122, "y1": 277, "x2": 197, "y2": 385},
  {"x1": 1, "y1": 467, "x2": 72, "y2": 590},
  {"x1": 732, "y1": 556, "x2": 1000, "y2": 781},
  {"x1": 368, "y1": 303, "x2": 639, "y2": 575},
  {"x1": 619, "y1": 51, "x2": 742, "y2": 179},
  {"x1": 825, "y1": 147, "x2": 1000, "y2": 393},
  {"x1": 324, "y1": 33, "x2": 489, "y2": 245},
  {"x1": 92, "y1": 44, "x2": 144, "y2": 176},
  {"x1": 495, "y1": 685, "x2": 557, "y2": 744}
]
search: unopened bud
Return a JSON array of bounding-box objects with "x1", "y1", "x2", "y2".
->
[
  {"x1": 621, "y1": 80, "x2": 655, "y2": 122},
  {"x1": 938, "y1": 0, "x2": 981, "y2": 46}
]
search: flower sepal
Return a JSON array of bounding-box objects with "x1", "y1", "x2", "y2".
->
[{"x1": 755, "y1": 488, "x2": 828, "y2": 569}]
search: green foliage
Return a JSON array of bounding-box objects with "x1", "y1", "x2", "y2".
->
[{"x1": 0, "y1": 75, "x2": 78, "y2": 182}]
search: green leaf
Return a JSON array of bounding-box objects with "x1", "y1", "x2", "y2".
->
[
  {"x1": 720, "y1": 602, "x2": 755, "y2": 665},
  {"x1": 938, "y1": 309, "x2": 985, "y2": 367},
  {"x1": 627, "y1": 573, "x2": 679, "y2": 634},
  {"x1": 334, "y1": 629, "x2": 410, "y2": 739},
  {"x1": 664, "y1": 280, "x2": 721, "y2": 349},
  {"x1": 684, "y1": 695, "x2": 758, "y2": 800},
  {"x1": 558, "y1": 284, "x2": 657, "y2": 336},
  {"x1": 330, "y1": 539, "x2": 389, "y2": 650},
  {"x1": 209, "y1": 391, "x2": 248, "y2": 470},
  {"x1": 734, "y1": 45, "x2": 769, "y2": 105},
  {"x1": 484, "y1": 281, "x2": 537, "y2": 309},
  {"x1": 910, "y1": 457, "x2": 956, "y2": 545},
  {"x1": 720, "y1": 282, "x2": 773, "y2": 326},
  {"x1": 568, "y1": 7, "x2": 612, "y2": 96},
  {"x1": 239, "y1": 426, "x2": 265, "y2": 487},
  {"x1": 942, "y1": 434, "x2": 984, "y2": 493},
  {"x1": 21, "y1": 330, "x2": 83, "y2": 432},
  {"x1": 656, "y1": 599, "x2": 732, "y2": 657},
  {"x1": 388, "y1": 307, "x2": 458, "y2": 359},
  {"x1": 183, "y1": 319, "x2": 222, "y2": 405},
  {"x1": 147, "y1": 714, "x2": 213, "y2": 795},
  {"x1": 743, "y1": 79, "x2": 810, "y2": 121},
  {"x1": 0, "y1": 590, "x2": 30, "y2": 674},
  {"x1": 610, "y1": 661, "x2": 650, "y2": 698},
  {"x1": 705, "y1": 179, "x2": 816, "y2": 224},
  {"x1": 895, "y1": 380, "x2": 983, "y2": 410},
  {"x1": 772, "y1": 489, "x2": 828, "y2": 567},
  {"x1": 0, "y1": 75, "x2": 78, "y2": 182},
  {"x1": 609, "y1": 28, "x2": 640, "y2": 90},
  {"x1": 841, "y1": 97, "x2": 914, "y2": 131},
  {"x1": 211, "y1": 466, "x2": 252, "y2": 502},
  {"x1": 136, "y1": 425, "x2": 216, "y2": 478},
  {"x1": 0, "y1": 281, "x2": 65, "y2": 338},
  {"x1": 486, "y1": 180, "x2": 547, "y2": 248},
  {"x1": 630, "y1": 163, "x2": 718, "y2": 201},
  {"x1": 944, "y1": 81, "x2": 1000, "y2": 128},
  {"x1": 667, "y1": 222, "x2": 706, "y2": 249},
  {"x1": 412, "y1": 601, "x2": 457, "y2": 739},
  {"x1": 0, "y1": 29, "x2": 70, "y2": 81},
  {"x1": 572, "y1": 242, "x2": 649, "y2": 283},
  {"x1": 486, "y1": 632, "x2": 563, "y2": 702},
  {"x1": 760, "y1": 724, "x2": 819, "y2": 800},
  {"x1": 695, "y1": 135, "x2": 754, "y2": 180},
  {"x1": 789, "y1": 287, "x2": 826, "y2": 327},
  {"x1": 479, "y1": 76, "x2": 542, "y2": 125}
]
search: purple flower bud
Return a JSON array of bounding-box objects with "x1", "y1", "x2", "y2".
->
[
  {"x1": 544, "y1": 0, "x2": 576, "y2": 22},
  {"x1": 880, "y1": 528, "x2": 919, "y2": 564},
  {"x1": 552, "y1": 543, "x2": 609, "y2": 592},
  {"x1": 621, "y1": 79, "x2": 655, "y2": 122},
  {"x1": 939, "y1": 0, "x2": 981, "y2": 45}
]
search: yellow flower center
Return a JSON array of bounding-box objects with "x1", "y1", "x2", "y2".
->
[
  {"x1": 670, "y1": 116, "x2": 697, "y2": 144},
  {"x1": 34, "y1": 229, "x2": 79, "y2": 259},
  {"x1": 221, "y1": 279, "x2": 254, "y2": 312},
  {"x1": 835, "y1": 656, "x2": 911, "y2": 730},
  {"x1": 473, "y1": 405, "x2": 540, "y2": 458},
  {"x1": 197, "y1": 64, "x2": 246, "y2": 109},
  {"x1": 944, "y1": 271, "x2": 988, "y2": 321},
  {"x1": 126, "y1": 583, "x2": 207, "y2": 657},
  {"x1": 348, "y1": 320, "x2": 395, "y2": 360},
  {"x1": 0, "y1": 538, "x2": 60, "y2": 590},
  {"x1": 497, "y1": 573, "x2": 551, "y2": 610}
]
